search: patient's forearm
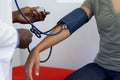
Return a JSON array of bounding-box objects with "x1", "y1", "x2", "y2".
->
[{"x1": 34, "y1": 24, "x2": 70, "y2": 53}]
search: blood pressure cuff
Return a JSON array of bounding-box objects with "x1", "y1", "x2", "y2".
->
[{"x1": 58, "y1": 8, "x2": 89, "y2": 34}]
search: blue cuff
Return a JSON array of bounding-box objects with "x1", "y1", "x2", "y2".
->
[{"x1": 58, "y1": 8, "x2": 89, "y2": 34}]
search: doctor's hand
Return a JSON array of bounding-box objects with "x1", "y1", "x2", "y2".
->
[
  {"x1": 25, "y1": 48, "x2": 40, "y2": 80},
  {"x1": 13, "y1": 6, "x2": 50, "y2": 24},
  {"x1": 17, "y1": 28, "x2": 33, "y2": 49}
]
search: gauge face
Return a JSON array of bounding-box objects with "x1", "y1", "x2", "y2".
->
[{"x1": 56, "y1": 0, "x2": 85, "y2": 3}]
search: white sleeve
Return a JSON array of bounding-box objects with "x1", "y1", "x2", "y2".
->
[
  {"x1": 0, "y1": 0, "x2": 18, "y2": 80},
  {"x1": 0, "y1": 20, "x2": 17, "y2": 80},
  {"x1": 0, "y1": 20, "x2": 17, "y2": 61}
]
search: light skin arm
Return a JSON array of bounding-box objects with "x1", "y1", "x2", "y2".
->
[
  {"x1": 32, "y1": 5, "x2": 93, "y2": 52},
  {"x1": 25, "y1": 5, "x2": 93, "y2": 80}
]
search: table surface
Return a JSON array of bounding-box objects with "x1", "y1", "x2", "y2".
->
[{"x1": 12, "y1": 65, "x2": 74, "y2": 80}]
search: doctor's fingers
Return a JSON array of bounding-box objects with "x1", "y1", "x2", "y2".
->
[
  {"x1": 30, "y1": 6, "x2": 39, "y2": 11},
  {"x1": 30, "y1": 7, "x2": 39, "y2": 16},
  {"x1": 32, "y1": 11, "x2": 50, "y2": 22},
  {"x1": 40, "y1": 11, "x2": 50, "y2": 21}
]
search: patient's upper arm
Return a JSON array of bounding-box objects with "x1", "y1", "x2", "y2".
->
[{"x1": 81, "y1": 5, "x2": 93, "y2": 19}]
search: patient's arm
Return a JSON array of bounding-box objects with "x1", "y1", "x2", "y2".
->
[
  {"x1": 34, "y1": 24, "x2": 70, "y2": 52},
  {"x1": 31, "y1": 5, "x2": 93, "y2": 53},
  {"x1": 25, "y1": 5, "x2": 93, "y2": 80}
]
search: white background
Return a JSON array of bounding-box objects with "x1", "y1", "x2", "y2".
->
[
  {"x1": 12, "y1": 0, "x2": 99, "y2": 70},
  {"x1": 56, "y1": 0, "x2": 85, "y2": 3}
]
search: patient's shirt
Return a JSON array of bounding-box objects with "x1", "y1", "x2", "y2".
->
[{"x1": 83, "y1": 0, "x2": 120, "y2": 71}]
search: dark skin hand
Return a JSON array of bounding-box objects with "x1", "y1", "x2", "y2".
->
[
  {"x1": 13, "y1": 6, "x2": 50, "y2": 24},
  {"x1": 13, "y1": 6, "x2": 50, "y2": 49},
  {"x1": 17, "y1": 28, "x2": 33, "y2": 49}
]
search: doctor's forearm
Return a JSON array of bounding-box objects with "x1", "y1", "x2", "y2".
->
[{"x1": 33, "y1": 24, "x2": 70, "y2": 53}]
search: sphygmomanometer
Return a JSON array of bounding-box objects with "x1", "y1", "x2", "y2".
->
[
  {"x1": 14, "y1": 0, "x2": 89, "y2": 63},
  {"x1": 58, "y1": 8, "x2": 89, "y2": 34}
]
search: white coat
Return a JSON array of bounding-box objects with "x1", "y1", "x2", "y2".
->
[{"x1": 0, "y1": 0, "x2": 17, "y2": 80}]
